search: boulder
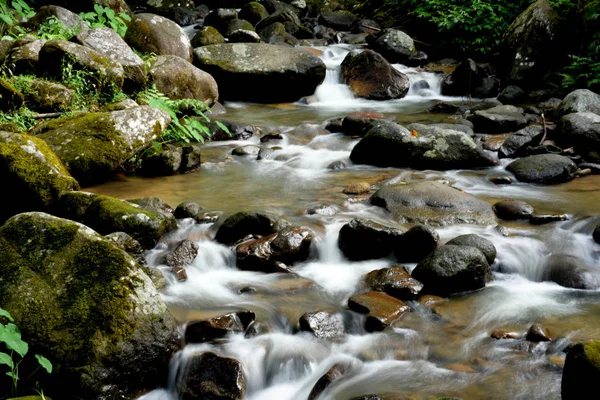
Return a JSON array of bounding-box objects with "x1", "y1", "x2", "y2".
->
[
  {"x1": 176, "y1": 352, "x2": 245, "y2": 400},
  {"x1": 185, "y1": 311, "x2": 255, "y2": 343},
  {"x1": 193, "y1": 43, "x2": 326, "y2": 103},
  {"x1": 166, "y1": 239, "x2": 199, "y2": 267},
  {"x1": 445, "y1": 234, "x2": 497, "y2": 265},
  {"x1": 191, "y1": 26, "x2": 225, "y2": 47},
  {"x1": 128, "y1": 196, "x2": 173, "y2": 215},
  {"x1": 229, "y1": 29, "x2": 262, "y2": 43},
  {"x1": 525, "y1": 323, "x2": 552, "y2": 342},
  {"x1": 25, "y1": 5, "x2": 88, "y2": 32},
  {"x1": 299, "y1": 311, "x2": 345, "y2": 340},
  {"x1": 318, "y1": 10, "x2": 358, "y2": 31},
  {"x1": 506, "y1": 154, "x2": 578, "y2": 184},
  {"x1": 558, "y1": 112, "x2": 600, "y2": 159},
  {"x1": 441, "y1": 59, "x2": 493, "y2": 97},
  {"x1": 493, "y1": 200, "x2": 535, "y2": 220},
  {"x1": 236, "y1": 226, "x2": 313, "y2": 272},
  {"x1": 239, "y1": 2, "x2": 269, "y2": 25},
  {"x1": 370, "y1": 181, "x2": 496, "y2": 225},
  {"x1": 255, "y1": 10, "x2": 311, "y2": 39},
  {"x1": 497, "y1": 85, "x2": 526, "y2": 104},
  {"x1": 340, "y1": 50, "x2": 410, "y2": 100},
  {"x1": 350, "y1": 120, "x2": 496, "y2": 170},
  {"x1": 125, "y1": 13, "x2": 193, "y2": 62},
  {"x1": 0, "y1": 132, "x2": 79, "y2": 223},
  {"x1": 468, "y1": 105, "x2": 529, "y2": 134},
  {"x1": 561, "y1": 341, "x2": 600, "y2": 400},
  {"x1": 556, "y1": 89, "x2": 600, "y2": 118},
  {"x1": 39, "y1": 40, "x2": 124, "y2": 89},
  {"x1": 308, "y1": 362, "x2": 353, "y2": 400},
  {"x1": 7, "y1": 39, "x2": 46, "y2": 75},
  {"x1": 498, "y1": 125, "x2": 544, "y2": 158},
  {"x1": 394, "y1": 224, "x2": 439, "y2": 263},
  {"x1": 223, "y1": 19, "x2": 254, "y2": 38},
  {"x1": 257, "y1": 22, "x2": 287, "y2": 44},
  {"x1": 149, "y1": 55, "x2": 218, "y2": 105},
  {"x1": 105, "y1": 231, "x2": 145, "y2": 265},
  {"x1": 341, "y1": 112, "x2": 389, "y2": 137},
  {"x1": 499, "y1": 0, "x2": 562, "y2": 87},
  {"x1": 204, "y1": 8, "x2": 238, "y2": 35},
  {"x1": 141, "y1": 145, "x2": 182, "y2": 176},
  {"x1": 31, "y1": 106, "x2": 170, "y2": 185},
  {"x1": 0, "y1": 212, "x2": 179, "y2": 399},
  {"x1": 232, "y1": 145, "x2": 261, "y2": 156},
  {"x1": 174, "y1": 201, "x2": 203, "y2": 221},
  {"x1": 364, "y1": 266, "x2": 423, "y2": 300},
  {"x1": 20, "y1": 79, "x2": 74, "y2": 112},
  {"x1": 543, "y1": 254, "x2": 600, "y2": 289},
  {"x1": 412, "y1": 245, "x2": 492, "y2": 296},
  {"x1": 0, "y1": 79, "x2": 23, "y2": 111},
  {"x1": 367, "y1": 28, "x2": 415, "y2": 64},
  {"x1": 348, "y1": 291, "x2": 409, "y2": 331},
  {"x1": 338, "y1": 218, "x2": 402, "y2": 261},
  {"x1": 215, "y1": 211, "x2": 275, "y2": 245},
  {"x1": 75, "y1": 27, "x2": 147, "y2": 89}
]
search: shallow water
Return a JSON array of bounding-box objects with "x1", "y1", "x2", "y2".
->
[{"x1": 90, "y1": 45, "x2": 600, "y2": 400}]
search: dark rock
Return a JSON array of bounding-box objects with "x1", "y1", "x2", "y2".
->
[
  {"x1": 224, "y1": 18, "x2": 255, "y2": 38},
  {"x1": 185, "y1": 311, "x2": 255, "y2": 343},
  {"x1": 412, "y1": 245, "x2": 492, "y2": 296},
  {"x1": 348, "y1": 291, "x2": 409, "y2": 331},
  {"x1": 341, "y1": 112, "x2": 389, "y2": 137},
  {"x1": 364, "y1": 266, "x2": 423, "y2": 300},
  {"x1": 498, "y1": 125, "x2": 544, "y2": 158},
  {"x1": 209, "y1": 120, "x2": 262, "y2": 141},
  {"x1": 318, "y1": 10, "x2": 358, "y2": 31},
  {"x1": 215, "y1": 212, "x2": 275, "y2": 245},
  {"x1": 367, "y1": 28, "x2": 415, "y2": 63},
  {"x1": 506, "y1": 154, "x2": 578, "y2": 184},
  {"x1": 539, "y1": 97, "x2": 562, "y2": 118},
  {"x1": 594, "y1": 224, "x2": 600, "y2": 244},
  {"x1": 327, "y1": 160, "x2": 347, "y2": 170},
  {"x1": 166, "y1": 240, "x2": 199, "y2": 267},
  {"x1": 489, "y1": 176, "x2": 515, "y2": 185},
  {"x1": 181, "y1": 144, "x2": 202, "y2": 172},
  {"x1": 174, "y1": 202, "x2": 204, "y2": 221},
  {"x1": 20, "y1": 79, "x2": 74, "y2": 113},
  {"x1": 370, "y1": 181, "x2": 497, "y2": 226},
  {"x1": 406, "y1": 51, "x2": 429, "y2": 67},
  {"x1": 261, "y1": 132, "x2": 283, "y2": 142},
  {"x1": 229, "y1": 29, "x2": 262, "y2": 43},
  {"x1": 493, "y1": 200, "x2": 535, "y2": 221},
  {"x1": 7, "y1": 39, "x2": 46, "y2": 75},
  {"x1": 558, "y1": 112, "x2": 600, "y2": 159},
  {"x1": 299, "y1": 311, "x2": 345, "y2": 340},
  {"x1": 468, "y1": 98, "x2": 504, "y2": 112},
  {"x1": 257, "y1": 147, "x2": 278, "y2": 160},
  {"x1": 191, "y1": 26, "x2": 225, "y2": 47},
  {"x1": 176, "y1": 352, "x2": 245, "y2": 400},
  {"x1": 308, "y1": 362, "x2": 352, "y2": 400},
  {"x1": 105, "y1": 231, "x2": 145, "y2": 265},
  {"x1": 445, "y1": 234, "x2": 497, "y2": 264},
  {"x1": 427, "y1": 101, "x2": 463, "y2": 114},
  {"x1": 141, "y1": 146, "x2": 183, "y2": 176},
  {"x1": 162, "y1": 6, "x2": 202, "y2": 26},
  {"x1": 526, "y1": 323, "x2": 552, "y2": 342},
  {"x1": 204, "y1": 8, "x2": 238, "y2": 35},
  {"x1": 498, "y1": 85, "x2": 526, "y2": 104},
  {"x1": 556, "y1": 89, "x2": 600, "y2": 118},
  {"x1": 239, "y1": 2, "x2": 269, "y2": 25},
  {"x1": 561, "y1": 341, "x2": 600, "y2": 400},
  {"x1": 257, "y1": 21, "x2": 287, "y2": 44},
  {"x1": 340, "y1": 50, "x2": 410, "y2": 100},
  {"x1": 440, "y1": 58, "x2": 487, "y2": 97},
  {"x1": 351, "y1": 19, "x2": 380, "y2": 34},
  {"x1": 472, "y1": 77, "x2": 501, "y2": 98},
  {"x1": 338, "y1": 218, "x2": 403, "y2": 261},
  {"x1": 468, "y1": 105, "x2": 529, "y2": 134},
  {"x1": 255, "y1": 10, "x2": 311, "y2": 39},
  {"x1": 529, "y1": 214, "x2": 569, "y2": 224},
  {"x1": 394, "y1": 224, "x2": 439, "y2": 263},
  {"x1": 544, "y1": 254, "x2": 600, "y2": 289}
]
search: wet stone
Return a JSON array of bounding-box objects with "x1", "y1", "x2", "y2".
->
[
  {"x1": 343, "y1": 182, "x2": 371, "y2": 195},
  {"x1": 364, "y1": 266, "x2": 423, "y2": 300},
  {"x1": 445, "y1": 234, "x2": 497, "y2": 265},
  {"x1": 491, "y1": 329, "x2": 520, "y2": 340},
  {"x1": 174, "y1": 202, "x2": 204, "y2": 221},
  {"x1": 185, "y1": 311, "x2": 256, "y2": 343},
  {"x1": 489, "y1": 176, "x2": 514, "y2": 185},
  {"x1": 526, "y1": 323, "x2": 552, "y2": 342},
  {"x1": 166, "y1": 240, "x2": 199, "y2": 267},
  {"x1": 493, "y1": 200, "x2": 535, "y2": 220},
  {"x1": 338, "y1": 218, "x2": 403, "y2": 261},
  {"x1": 308, "y1": 362, "x2": 353, "y2": 400},
  {"x1": 299, "y1": 311, "x2": 345, "y2": 340},
  {"x1": 394, "y1": 224, "x2": 439, "y2": 263},
  {"x1": 171, "y1": 266, "x2": 188, "y2": 282},
  {"x1": 348, "y1": 291, "x2": 409, "y2": 332},
  {"x1": 529, "y1": 214, "x2": 569, "y2": 225},
  {"x1": 416, "y1": 294, "x2": 446, "y2": 308}
]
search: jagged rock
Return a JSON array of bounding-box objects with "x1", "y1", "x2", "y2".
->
[
  {"x1": 526, "y1": 323, "x2": 552, "y2": 342},
  {"x1": 166, "y1": 239, "x2": 199, "y2": 267}
]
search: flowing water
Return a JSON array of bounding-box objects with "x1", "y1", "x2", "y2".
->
[{"x1": 88, "y1": 45, "x2": 600, "y2": 400}]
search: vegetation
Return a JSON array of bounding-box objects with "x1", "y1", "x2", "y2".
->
[{"x1": 80, "y1": 4, "x2": 131, "y2": 38}]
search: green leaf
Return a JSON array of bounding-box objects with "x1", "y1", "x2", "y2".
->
[
  {"x1": 6, "y1": 371, "x2": 18, "y2": 380},
  {"x1": 35, "y1": 354, "x2": 53, "y2": 374},
  {"x1": 0, "y1": 323, "x2": 28, "y2": 357},
  {"x1": 0, "y1": 308, "x2": 14, "y2": 322},
  {"x1": 0, "y1": 352, "x2": 14, "y2": 369},
  {"x1": 0, "y1": 13, "x2": 13, "y2": 24}
]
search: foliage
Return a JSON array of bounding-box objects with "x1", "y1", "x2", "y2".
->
[
  {"x1": 0, "y1": 307, "x2": 52, "y2": 396},
  {"x1": 0, "y1": 0, "x2": 35, "y2": 40},
  {"x1": 80, "y1": 4, "x2": 131, "y2": 38}
]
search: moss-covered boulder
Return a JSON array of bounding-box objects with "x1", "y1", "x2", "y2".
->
[
  {"x1": 31, "y1": 106, "x2": 170, "y2": 185},
  {"x1": 367, "y1": 28, "x2": 415, "y2": 64},
  {"x1": 149, "y1": 55, "x2": 218, "y2": 105},
  {"x1": 125, "y1": 13, "x2": 193, "y2": 62},
  {"x1": 20, "y1": 79, "x2": 74, "y2": 112},
  {"x1": 75, "y1": 27, "x2": 147, "y2": 89},
  {"x1": 0, "y1": 78, "x2": 24, "y2": 111},
  {"x1": 239, "y1": 2, "x2": 269, "y2": 25},
  {"x1": 0, "y1": 132, "x2": 79, "y2": 223},
  {"x1": 562, "y1": 341, "x2": 600, "y2": 399},
  {"x1": 56, "y1": 191, "x2": 177, "y2": 248},
  {"x1": 0, "y1": 212, "x2": 180, "y2": 399},
  {"x1": 224, "y1": 18, "x2": 255, "y2": 38},
  {"x1": 25, "y1": 5, "x2": 88, "y2": 33},
  {"x1": 255, "y1": 9, "x2": 312, "y2": 39},
  {"x1": 191, "y1": 26, "x2": 225, "y2": 47},
  {"x1": 6, "y1": 39, "x2": 46, "y2": 75},
  {"x1": 38, "y1": 40, "x2": 125, "y2": 89},
  {"x1": 193, "y1": 43, "x2": 326, "y2": 103}
]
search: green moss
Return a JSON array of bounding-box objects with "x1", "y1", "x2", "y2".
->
[
  {"x1": 0, "y1": 78, "x2": 25, "y2": 110},
  {"x1": 583, "y1": 341, "x2": 600, "y2": 369}
]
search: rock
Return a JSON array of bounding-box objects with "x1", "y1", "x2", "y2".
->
[
  {"x1": 506, "y1": 154, "x2": 578, "y2": 184},
  {"x1": 594, "y1": 224, "x2": 600, "y2": 244},
  {"x1": 0, "y1": 212, "x2": 180, "y2": 399},
  {"x1": 343, "y1": 182, "x2": 371, "y2": 195},
  {"x1": 498, "y1": 85, "x2": 526, "y2": 104},
  {"x1": 161, "y1": 6, "x2": 202, "y2": 25},
  {"x1": 394, "y1": 224, "x2": 439, "y2": 263},
  {"x1": 174, "y1": 202, "x2": 203, "y2": 221},
  {"x1": 318, "y1": 10, "x2": 358, "y2": 31},
  {"x1": 166, "y1": 239, "x2": 199, "y2": 267},
  {"x1": 341, "y1": 112, "x2": 389, "y2": 137},
  {"x1": 0, "y1": 132, "x2": 79, "y2": 223},
  {"x1": 209, "y1": 119, "x2": 261, "y2": 141},
  {"x1": 232, "y1": 145, "x2": 261, "y2": 156},
  {"x1": 31, "y1": 106, "x2": 170, "y2": 185},
  {"x1": 498, "y1": 125, "x2": 544, "y2": 158},
  {"x1": 239, "y1": 2, "x2": 269, "y2": 25},
  {"x1": 440, "y1": 59, "x2": 491, "y2": 97},
  {"x1": 445, "y1": 234, "x2": 497, "y2": 265},
  {"x1": 338, "y1": 218, "x2": 402, "y2": 261},
  {"x1": 469, "y1": 98, "x2": 504, "y2": 112},
  {"x1": 370, "y1": 181, "x2": 496, "y2": 226},
  {"x1": 556, "y1": 89, "x2": 600, "y2": 118},
  {"x1": 367, "y1": 28, "x2": 415, "y2": 63},
  {"x1": 412, "y1": 245, "x2": 492, "y2": 296},
  {"x1": 364, "y1": 266, "x2": 423, "y2": 300},
  {"x1": 328, "y1": 160, "x2": 347, "y2": 170},
  {"x1": 229, "y1": 29, "x2": 262, "y2": 43},
  {"x1": 223, "y1": 18, "x2": 255, "y2": 38},
  {"x1": 493, "y1": 200, "x2": 535, "y2": 220},
  {"x1": 526, "y1": 323, "x2": 552, "y2": 342},
  {"x1": 491, "y1": 329, "x2": 520, "y2": 340},
  {"x1": 193, "y1": 43, "x2": 326, "y2": 103},
  {"x1": 255, "y1": 10, "x2": 311, "y2": 39},
  {"x1": 416, "y1": 294, "x2": 445, "y2": 308},
  {"x1": 105, "y1": 231, "x2": 145, "y2": 265},
  {"x1": 149, "y1": 55, "x2": 218, "y2": 106},
  {"x1": 499, "y1": 0, "x2": 562, "y2": 88},
  {"x1": 352, "y1": 19, "x2": 380, "y2": 34},
  {"x1": 191, "y1": 26, "x2": 225, "y2": 47},
  {"x1": 307, "y1": 204, "x2": 338, "y2": 215},
  {"x1": 141, "y1": 145, "x2": 182, "y2": 176},
  {"x1": 348, "y1": 291, "x2": 409, "y2": 331},
  {"x1": 350, "y1": 120, "x2": 496, "y2": 170},
  {"x1": 20, "y1": 79, "x2": 74, "y2": 112},
  {"x1": 7, "y1": 39, "x2": 45, "y2": 75},
  {"x1": 103, "y1": 98, "x2": 139, "y2": 111},
  {"x1": 125, "y1": 13, "x2": 192, "y2": 62},
  {"x1": 561, "y1": 341, "x2": 600, "y2": 400},
  {"x1": 25, "y1": 5, "x2": 88, "y2": 33},
  {"x1": 260, "y1": 132, "x2": 283, "y2": 142},
  {"x1": 215, "y1": 211, "x2": 275, "y2": 245},
  {"x1": 75, "y1": 27, "x2": 147, "y2": 89},
  {"x1": 56, "y1": 191, "x2": 177, "y2": 248},
  {"x1": 0, "y1": 79, "x2": 23, "y2": 111},
  {"x1": 204, "y1": 8, "x2": 239, "y2": 35},
  {"x1": 558, "y1": 112, "x2": 600, "y2": 158},
  {"x1": 185, "y1": 311, "x2": 255, "y2": 343},
  {"x1": 236, "y1": 226, "x2": 313, "y2": 272},
  {"x1": 39, "y1": 40, "x2": 124, "y2": 90},
  {"x1": 543, "y1": 254, "x2": 600, "y2": 289},
  {"x1": 530, "y1": 214, "x2": 569, "y2": 224},
  {"x1": 299, "y1": 311, "x2": 345, "y2": 340},
  {"x1": 176, "y1": 352, "x2": 245, "y2": 400},
  {"x1": 468, "y1": 105, "x2": 529, "y2": 134},
  {"x1": 308, "y1": 362, "x2": 353, "y2": 400},
  {"x1": 340, "y1": 50, "x2": 410, "y2": 100}
]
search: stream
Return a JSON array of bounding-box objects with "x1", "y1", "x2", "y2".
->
[{"x1": 88, "y1": 45, "x2": 600, "y2": 400}]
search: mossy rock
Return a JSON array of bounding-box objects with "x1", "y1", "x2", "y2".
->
[
  {"x1": 191, "y1": 26, "x2": 225, "y2": 47},
  {"x1": 562, "y1": 341, "x2": 600, "y2": 399},
  {"x1": 224, "y1": 18, "x2": 255, "y2": 38},
  {"x1": 30, "y1": 106, "x2": 170, "y2": 185},
  {"x1": 19, "y1": 78, "x2": 75, "y2": 112},
  {"x1": 0, "y1": 212, "x2": 179, "y2": 399},
  {"x1": 7, "y1": 39, "x2": 46, "y2": 75},
  {"x1": 0, "y1": 132, "x2": 79, "y2": 224},
  {"x1": 0, "y1": 78, "x2": 24, "y2": 111},
  {"x1": 239, "y1": 2, "x2": 269, "y2": 25},
  {"x1": 25, "y1": 5, "x2": 88, "y2": 32}
]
